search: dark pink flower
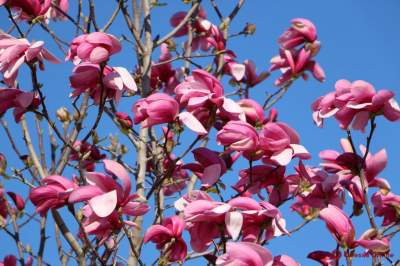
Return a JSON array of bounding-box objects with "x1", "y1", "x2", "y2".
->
[
  {"x1": 216, "y1": 242, "x2": 273, "y2": 266},
  {"x1": 278, "y1": 18, "x2": 317, "y2": 49},
  {"x1": 29, "y1": 175, "x2": 78, "y2": 216},
  {"x1": 0, "y1": 254, "x2": 17, "y2": 266},
  {"x1": 1, "y1": 0, "x2": 51, "y2": 20},
  {"x1": 0, "y1": 88, "x2": 41, "y2": 122},
  {"x1": 144, "y1": 216, "x2": 187, "y2": 262},
  {"x1": 307, "y1": 250, "x2": 340, "y2": 266}
]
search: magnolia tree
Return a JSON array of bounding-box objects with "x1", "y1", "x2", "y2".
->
[{"x1": 0, "y1": 0, "x2": 399, "y2": 265}]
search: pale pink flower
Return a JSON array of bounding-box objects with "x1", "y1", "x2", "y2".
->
[
  {"x1": 66, "y1": 32, "x2": 121, "y2": 64},
  {"x1": 144, "y1": 216, "x2": 187, "y2": 262},
  {"x1": 0, "y1": 33, "x2": 59, "y2": 86}
]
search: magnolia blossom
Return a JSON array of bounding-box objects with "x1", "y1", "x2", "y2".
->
[
  {"x1": 217, "y1": 120, "x2": 259, "y2": 153},
  {"x1": 312, "y1": 79, "x2": 400, "y2": 130},
  {"x1": 307, "y1": 250, "x2": 340, "y2": 266},
  {"x1": 170, "y1": 7, "x2": 208, "y2": 37},
  {"x1": 183, "y1": 147, "x2": 227, "y2": 188},
  {"x1": 216, "y1": 242, "x2": 273, "y2": 266},
  {"x1": 162, "y1": 155, "x2": 188, "y2": 196},
  {"x1": 46, "y1": 0, "x2": 68, "y2": 21},
  {"x1": 319, "y1": 204, "x2": 356, "y2": 248},
  {"x1": 29, "y1": 175, "x2": 78, "y2": 216},
  {"x1": 371, "y1": 191, "x2": 400, "y2": 226},
  {"x1": 238, "y1": 98, "x2": 265, "y2": 126},
  {"x1": 151, "y1": 43, "x2": 180, "y2": 93},
  {"x1": 0, "y1": 88, "x2": 41, "y2": 122},
  {"x1": 68, "y1": 160, "x2": 149, "y2": 242},
  {"x1": 144, "y1": 216, "x2": 187, "y2": 262},
  {"x1": 0, "y1": 0, "x2": 51, "y2": 20},
  {"x1": 0, "y1": 33, "x2": 59, "y2": 86},
  {"x1": 356, "y1": 228, "x2": 390, "y2": 255},
  {"x1": 260, "y1": 122, "x2": 310, "y2": 166},
  {"x1": 66, "y1": 32, "x2": 121, "y2": 64},
  {"x1": 133, "y1": 92, "x2": 179, "y2": 128},
  {"x1": 70, "y1": 63, "x2": 137, "y2": 103}
]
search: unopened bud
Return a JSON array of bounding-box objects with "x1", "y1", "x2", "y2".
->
[
  {"x1": 244, "y1": 23, "x2": 256, "y2": 35},
  {"x1": 0, "y1": 153, "x2": 6, "y2": 175},
  {"x1": 164, "y1": 39, "x2": 176, "y2": 51},
  {"x1": 115, "y1": 112, "x2": 133, "y2": 130},
  {"x1": 56, "y1": 107, "x2": 71, "y2": 123}
]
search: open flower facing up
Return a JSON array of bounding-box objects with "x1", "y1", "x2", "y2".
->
[
  {"x1": 29, "y1": 175, "x2": 78, "y2": 216},
  {"x1": 66, "y1": 32, "x2": 121, "y2": 64},
  {"x1": 144, "y1": 216, "x2": 187, "y2": 262},
  {"x1": 216, "y1": 242, "x2": 273, "y2": 266},
  {"x1": 69, "y1": 63, "x2": 137, "y2": 103},
  {"x1": 132, "y1": 92, "x2": 179, "y2": 128},
  {"x1": 68, "y1": 160, "x2": 148, "y2": 242},
  {"x1": 312, "y1": 79, "x2": 400, "y2": 130},
  {"x1": 0, "y1": 33, "x2": 60, "y2": 86}
]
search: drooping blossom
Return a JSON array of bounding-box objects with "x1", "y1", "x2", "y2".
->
[
  {"x1": 0, "y1": 33, "x2": 59, "y2": 86},
  {"x1": 216, "y1": 242, "x2": 273, "y2": 266},
  {"x1": 183, "y1": 147, "x2": 227, "y2": 188},
  {"x1": 66, "y1": 32, "x2": 121, "y2": 64},
  {"x1": 319, "y1": 204, "x2": 356, "y2": 248},
  {"x1": 69, "y1": 141, "x2": 106, "y2": 171},
  {"x1": 0, "y1": 0, "x2": 51, "y2": 21},
  {"x1": 68, "y1": 160, "x2": 149, "y2": 242},
  {"x1": 312, "y1": 79, "x2": 400, "y2": 130},
  {"x1": 132, "y1": 92, "x2": 179, "y2": 128},
  {"x1": 144, "y1": 216, "x2": 187, "y2": 262},
  {"x1": 70, "y1": 63, "x2": 137, "y2": 103},
  {"x1": 259, "y1": 122, "x2": 310, "y2": 166},
  {"x1": 0, "y1": 88, "x2": 41, "y2": 122},
  {"x1": 29, "y1": 175, "x2": 78, "y2": 216}
]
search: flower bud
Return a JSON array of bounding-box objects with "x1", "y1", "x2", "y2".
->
[
  {"x1": 56, "y1": 107, "x2": 71, "y2": 123},
  {"x1": 244, "y1": 23, "x2": 256, "y2": 35},
  {"x1": 115, "y1": 112, "x2": 133, "y2": 129},
  {"x1": 0, "y1": 153, "x2": 6, "y2": 175}
]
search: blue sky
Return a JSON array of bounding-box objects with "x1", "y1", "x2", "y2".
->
[{"x1": 0, "y1": 0, "x2": 399, "y2": 265}]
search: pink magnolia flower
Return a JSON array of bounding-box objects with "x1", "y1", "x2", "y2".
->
[
  {"x1": 66, "y1": 32, "x2": 121, "y2": 64},
  {"x1": 223, "y1": 51, "x2": 246, "y2": 81},
  {"x1": 69, "y1": 141, "x2": 106, "y2": 171},
  {"x1": 356, "y1": 228, "x2": 390, "y2": 255},
  {"x1": 151, "y1": 43, "x2": 180, "y2": 93},
  {"x1": 271, "y1": 255, "x2": 300, "y2": 266},
  {"x1": 319, "y1": 204, "x2": 356, "y2": 248},
  {"x1": 0, "y1": 189, "x2": 25, "y2": 221},
  {"x1": 217, "y1": 120, "x2": 259, "y2": 153},
  {"x1": 0, "y1": 0, "x2": 51, "y2": 20},
  {"x1": 371, "y1": 191, "x2": 400, "y2": 226},
  {"x1": 169, "y1": 7, "x2": 208, "y2": 37},
  {"x1": 0, "y1": 88, "x2": 41, "y2": 122},
  {"x1": 0, "y1": 33, "x2": 59, "y2": 86},
  {"x1": 278, "y1": 18, "x2": 317, "y2": 49},
  {"x1": 216, "y1": 242, "x2": 273, "y2": 266},
  {"x1": 312, "y1": 79, "x2": 400, "y2": 130},
  {"x1": 70, "y1": 63, "x2": 137, "y2": 103},
  {"x1": 46, "y1": 0, "x2": 68, "y2": 21},
  {"x1": 183, "y1": 147, "x2": 227, "y2": 188},
  {"x1": 0, "y1": 255, "x2": 17, "y2": 266},
  {"x1": 175, "y1": 69, "x2": 224, "y2": 111},
  {"x1": 144, "y1": 216, "x2": 187, "y2": 262},
  {"x1": 68, "y1": 160, "x2": 148, "y2": 241},
  {"x1": 132, "y1": 92, "x2": 179, "y2": 127},
  {"x1": 307, "y1": 250, "x2": 340, "y2": 266},
  {"x1": 242, "y1": 59, "x2": 270, "y2": 87},
  {"x1": 238, "y1": 99, "x2": 265, "y2": 126},
  {"x1": 29, "y1": 175, "x2": 78, "y2": 216},
  {"x1": 162, "y1": 155, "x2": 188, "y2": 196},
  {"x1": 259, "y1": 122, "x2": 310, "y2": 166},
  {"x1": 174, "y1": 190, "x2": 212, "y2": 212}
]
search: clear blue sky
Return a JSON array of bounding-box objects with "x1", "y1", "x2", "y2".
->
[{"x1": 0, "y1": 0, "x2": 399, "y2": 265}]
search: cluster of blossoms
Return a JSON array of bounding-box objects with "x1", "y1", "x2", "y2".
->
[
  {"x1": 270, "y1": 18, "x2": 325, "y2": 86},
  {"x1": 312, "y1": 79, "x2": 400, "y2": 130},
  {"x1": 30, "y1": 160, "x2": 149, "y2": 243}
]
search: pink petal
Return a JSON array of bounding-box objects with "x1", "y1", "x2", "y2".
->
[
  {"x1": 103, "y1": 159, "x2": 131, "y2": 198},
  {"x1": 89, "y1": 190, "x2": 117, "y2": 217},
  {"x1": 271, "y1": 148, "x2": 293, "y2": 166},
  {"x1": 89, "y1": 46, "x2": 109, "y2": 63},
  {"x1": 201, "y1": 164, "x2": 221, "y2": 188},
  {"x1": 113, "y1": 67, "x2": 137, "y2": 91},
  {"x1": 225, "y1": 211, "x2": 243, "y2": 241},
  {"x1": 178, "y1": 112, "x2": 208, "y2": 135}
]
